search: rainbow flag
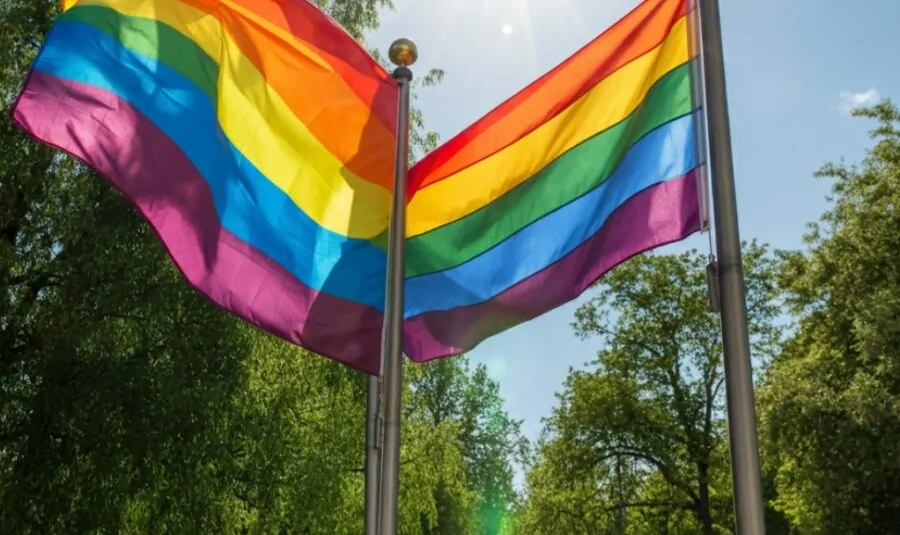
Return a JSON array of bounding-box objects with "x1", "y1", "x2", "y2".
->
[
  {"x1": 15, "y1": 0, "x2": 702, "y2": 373},
  {"x1": 402, "y1": 0, "x2": 704, "y2": 361},
  {"x1": 13, "y1": 0, "x2": 399, "y2": 373}
]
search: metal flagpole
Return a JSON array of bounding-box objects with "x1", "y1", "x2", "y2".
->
[
  {"x1": 696, "y1": 0, "x2": 766, "y2": 533},
  {"x1": 376, "y1": 37, "x2": 417, "y2": 535},
  {"x1": 364, "y1": 374, "x2": 382, "y2": 535}
]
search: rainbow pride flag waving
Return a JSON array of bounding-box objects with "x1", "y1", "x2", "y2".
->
[
  {"x1": 404, "y1": 0, "x2": 703, "y2": 361},
  {"x1": 13, "y1": 0, "x2": 702, "y2": 374}
]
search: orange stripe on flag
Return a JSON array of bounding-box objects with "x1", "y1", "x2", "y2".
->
[{"x1": 407, "y1": 0, "x2": 687, "y2": 195}]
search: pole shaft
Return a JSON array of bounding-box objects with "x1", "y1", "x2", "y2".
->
[
  {"x1": 378, "y1": 66, "x2": 412, "y2": 535},
  {"x1": 686, "y1": 1, "x2": 711, "y2": 232},
  {"x1": 696, "y1": 1, "x2": 766, "y2": 533},
  {"x1": 364, "y1": 375, "x2": 381, "y2": 535}
]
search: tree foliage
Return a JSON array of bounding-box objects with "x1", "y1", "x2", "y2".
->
[
  {"x1": 515, "y1": 246, "x2": 783, "y2": 534},
  {"x1": 759, "y1": 101, "x2": 900, "y2": 534}
]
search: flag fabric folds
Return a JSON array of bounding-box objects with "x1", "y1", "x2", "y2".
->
[
  {"x1": 14, "y1": 0, "x2": 702, "y2": 374},
  {"x1": 13, "y1": 0, "x2": 399, "y2": 374},
  {"x1": 403, "y1": 0, "x2": 703, "y2": 361}
]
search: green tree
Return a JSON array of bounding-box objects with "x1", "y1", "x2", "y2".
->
[
  {"x1": 407, "y1": 358, "x2": 526, "y2": 535},
  {"x1": 759, "y1": 100, "x2": 900, "y2": 534},
  {"x1": 517, "y1": 245, "x2": 782, "y2": 534}
]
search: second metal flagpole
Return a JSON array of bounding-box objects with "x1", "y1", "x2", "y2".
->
[
  {"x1": 377, "y1": 38, "x2": 417, "y2": 535},
  {"x1": 364, "y1": 374, "x2": 382, "y2": 535},
  {"x1": 696, "y1": 0, "x2": 767, "y2": 533}
]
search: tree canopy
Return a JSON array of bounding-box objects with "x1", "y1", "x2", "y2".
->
[
  {"x1": 758, "y1": 101, "x2": 900, "y2": 534},
  {"x1": 514, "y1": 245, "x2": 781, "y2": 535}
]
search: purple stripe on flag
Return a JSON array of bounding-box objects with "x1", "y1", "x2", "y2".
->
[
  {"x1": 403, "y1": 170, "x2": 702, "y2": 361},
  {"x1": 12, "y1": 71, "x2": 384, "y2": 374}
]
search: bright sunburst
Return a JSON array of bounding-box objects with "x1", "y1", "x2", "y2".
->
[{"x1": 375, "y1": 0, "x2": 616, "y2": 78}]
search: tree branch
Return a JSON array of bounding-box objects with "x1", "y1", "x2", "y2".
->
[
  {"x1": 545, "y1": 500, "x2": 597, "y2": 534},
  {"x1": 591, "y1": 324, "x2": 667, "y2": 361},
  {"x1": 601, "y1": 500, "x2": 694, "y2": 513},
  {"x1": 703, "y1": 365, "x2": 720, "y2": 444},
  {"x1": 711, "y1": 376, "x2": 726, "y2": 407},
  {"x1": 589, "y1": 448, "x2": 699, "y2": 503}
]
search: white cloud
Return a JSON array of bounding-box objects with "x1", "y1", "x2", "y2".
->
[{"x1": 839, "y1": 88, "x2": 880, "y2": 114}]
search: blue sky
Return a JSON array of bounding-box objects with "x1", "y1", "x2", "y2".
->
[{"x1": 367, "y1": 0, "x2": 899, "y2": 450}]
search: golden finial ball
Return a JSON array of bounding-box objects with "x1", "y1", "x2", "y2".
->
[{"x1": 388, "y1": 38, "x2": 418, "y2": 67}]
